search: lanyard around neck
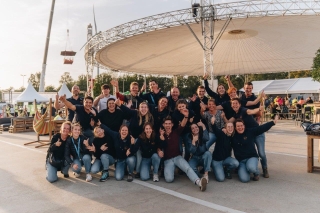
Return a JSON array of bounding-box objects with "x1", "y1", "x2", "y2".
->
[{"x1": 71, "y1": 137, "x2": 81, "y2": 159}]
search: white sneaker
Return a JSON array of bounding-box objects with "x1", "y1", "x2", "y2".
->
[
  {"x1": 86, "y1": 174, "x2": 92, "y2": 182},
  {"x1": 203, "y1": 174, "x2": 209, "y2": 184},
  {"x1": 73, "y1": 172, "x2": 80, "y2": 178},
  {"x1": 153, "y1": 174, "x2": 159, "y2": 182}
]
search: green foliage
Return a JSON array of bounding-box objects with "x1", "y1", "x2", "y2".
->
[
  {"x1": 75, "y1": 74, "x2": 87, "y2": 92},
  {"x1": 28, "y1": 72, "x2": 41, "y2": 91},
  {"x1": 59, "y1": 72, "x2": 74, "y2": 90},
  {"x1": 45, "y1": 85, "x2": 56, "y2": 92},
  {"x1": 312, "y1": 48, "x2": 320, "y2": 82},
  {"x1": 14, "y1": 86, "x2": 25, "y2": 92}
]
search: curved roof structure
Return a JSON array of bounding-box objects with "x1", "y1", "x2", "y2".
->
[
  {"x1": 86, "y1": 0, "x2": 320, "y2": 76},
  {"x1": 16, "y1": 82, "x2": 49, "y2": 102}
]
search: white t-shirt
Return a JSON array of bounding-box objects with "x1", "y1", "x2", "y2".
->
[{"x1": 97, "y1": 95, "x2": 116, "y2": 112}]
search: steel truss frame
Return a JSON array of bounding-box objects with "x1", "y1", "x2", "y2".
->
[{"x1": 85, "y1": 0, "x2": 320, "y2": 74}]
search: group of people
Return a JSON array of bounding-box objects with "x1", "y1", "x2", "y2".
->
[{"x1": 46, "y1": 76, "x2": 279, "y2": 192}]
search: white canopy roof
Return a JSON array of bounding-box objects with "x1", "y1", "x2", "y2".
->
[
  {"x1": 15, "y1": 82, "x2": 49, "y2": 102},
  {"x1": 58, "y1": 82, "x2": 72, "y2": 98},
  {"x1": 248, "y1": 78, "x2": 320, "y2": 94}
]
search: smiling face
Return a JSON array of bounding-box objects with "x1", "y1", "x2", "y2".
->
[
  {"x1": 244, "y1": 84, "x2": 253, "y2": 96},
  {"x1": 120, "y1": 126, "x2": 129, "y2": 138},
  {"x1": 225, "y1": 122, "x2": 234, "y2": 135},
  {"x1": 139, "y1": 103, "x2": 149, "y2": 116},
  {"x1": 71, "y1": 85, "x2": 80, "y2": 96},
  {"x1": 72, "y1": 125, "x2": 81, "y2": 138},
  {"x1": 177, "y1": 103, "x2": 186, "y2": 112},
  {"x1": 231, "y1": 100, "x2": 241, "y2": 112},
  {"x1": 130, "y1": 85, "x2": 139, "y2": 95},
  {"x1": 235, "y1": 121, "x2": 245, "y2": 134},
  {"x1": 149, "y1": 81, "x2": 158, "y2": 92},
  {"x1": 102, "y1": 87, "x2": 110, "y2": 96},
  {"x1": 84, "y1": 98, "x2": 93, "y2": 110},
  {"x1": 197, "y1": 87, "x2": 206, "y2": 98},
  {"x1": 171, "y1": 87, "x2": 180, "y2": 100},
  {"x1": 217, "y1": 85, "x2": 226, "y2": 96},
  {"x1": 158, "y1": 98, "x2": 168, "y2": 109},
  {"x1": 190, "y1": 123, "x2": 199, "y2": 135},
  {"x1": 107, "y1": 99, "x2": 116, "y2": 112},
  {"x1": 207, "y1": 100, "x2": 216, "y2": 111},
  {"x1": 94, "y1": 127, "x2": 105, "y2": 138},
  {"x1": 163, "y1": 119, "x2": 173, "y2": 132},
  {"x1": 60, "y1": 123, "x2": 71, "y2": 136},
  {"x1": 144, "y1": 124, "x2": 153, "y2": 138}
]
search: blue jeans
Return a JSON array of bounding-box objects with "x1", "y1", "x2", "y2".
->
[
  {"x1": 91, "y1": 154, "x2": 115, "y2": 173},
  {"x1": 115, "y1": 156, "x2": 136, "y2": 180},
  {"x1": 206, "y1": 132, "x2": 217, "y2": 150},
  {"x1": 238, "y1": 157, "x2": 259, "y2": 183},
  {"x1": 211, "y1": 157, "x2": 239, "y2": 182},
  {"x1": 255, "y1": 133, "x2": 267, "y2": 169},
  {"x1": 179, "y1": 133, "x2": 190, "y2": 161},
  {"x1": 71, "y1": 154, "x2": 92, "y2": 174},
  {"x1": 135, "y1": 149, "x2": 142, "y2": 173},
  {"x1": 140, "y1": 153, "x2": 161, "y2": 181},
  {"x1": 188, "y1": 151, "x2": 212, "y2": 176},
  {"x1": 46, "y1": 161, "x2": 70, "y2": 183},
  {"x1": 164, "y1": 155, "x2": 199, "y2": 183}
]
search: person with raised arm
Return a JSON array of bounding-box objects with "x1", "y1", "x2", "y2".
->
[
  {"x1": 54, "y1": 85, "x2": 83, "y2": 122},
  {"x1": 59, "y1": 95, "x2": 98, "y2": 143},
  {"x1": 187, "y1": 121, "x2": 212, "y2": 183},
  {"x1": 150, "y1": 97, "x2": 170, "y2": 132},
  {"x1": 111, "y1": 79, "x2": 143, "y2": 110},
  {"x1": 161, "y1": 111, "x2": 207, "y2": 191},
  {"x1": 91, "y1": 125, "x2": 116, "y2": 182},
  {"x1": 210, "y1": 116, "x2": 239, "y2": 181},
  {"x1": 203, "y1": 74, "x2": 230, "y2": 105},
  {"x1": 139, "y1": 80, "x2": 166, "y2": 106},
  {"x1": 233, "y1": 115, "x2": 278, "y2": 182},
  {"x1": 93, "y1": 84, "x2": 116, "y2": 112},
  {"x1": 135, "y1": 123, "x2": 164, "y2": 182},
  {"x1": 99, "y1": 123, "x2": 138, "y2": 182},
  {"x1": 64, "y1": 123, "x2": 95, "y2": 182},
  {"x1": 189, "y1": 85, "x2": 209, "y2": 123},
  {"x1": 46, "y1": 121, "x2": 72, "y2": 183}
]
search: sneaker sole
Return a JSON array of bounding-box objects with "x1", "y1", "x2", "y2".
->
[{"x1": 200, "y1": 178, "x2": 207, "y2": 192}]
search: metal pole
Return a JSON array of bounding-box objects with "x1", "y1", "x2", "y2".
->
[
  {"x1": 21, "y1": 74, "x2": 26, "y2": 88},
  {"x1": 39, "y1": 0, "x2": 55, "y2": 92}
]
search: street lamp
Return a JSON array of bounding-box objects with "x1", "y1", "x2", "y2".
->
[{"x1": 21, "y1": 74, "x2": 26, "y2": 88}]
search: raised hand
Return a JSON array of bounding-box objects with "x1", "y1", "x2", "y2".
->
[
  {"x1": 59, "y1": 94, "x2": 67, "y2": 102},
  {"x1": 197, "y1": 121, "x2": 205, "y2": 129},
  {"x1": 96, "y1": 119, "x2": 101, "y2": 126},
  {"x1": 224, "y1": 75, "x2": 230, "y2": 81},
  {"x1": 141, "y1": 83, "x2": 146, "y2": 92},
  {"x1": 130, "y1": 135, "x2": 135, "y2": 145},
  {"x1": 83, "y1": 138, "x2": 89, "y2": 147},
  {"x1": 98, "y1": 93, "x2": 105, "y2": 99},
  {"x1": 90, "y1": 108, "x2": 96, "y2": 116},
  {"x1": 126, "y1": 148, "x2": 131, "y2": 156},
  {"x1": 181, "y1": 109, "x2": 189, "y2": 118},
  {"x1": 55, "y1": 138, "x2": 62, "y2": 147},
  {"x1": 200, "y1": 101, "x2": 207, "y2": 111},
  {"x1": 110, "y1": 79, "x2": 119, "y2": 87},
  {"x1": 114, "y1": 99, "x2": 121, "y2": 107},
  {"x1": 273, "y1": 114, "x2": 279, "y2": 124},
  {"x1": 203, "y1": 73, "x2": 209, "y2": 80},
  {"x1": 126, "y1": 100, "x2": 133, "y2": 108},
  {"x1": 159, "y1": 128, "x2": 165, "y2": 140}
]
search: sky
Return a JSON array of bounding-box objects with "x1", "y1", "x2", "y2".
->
[{"x1": 1, "y1": 0, "x2": 209, "y2": 90}]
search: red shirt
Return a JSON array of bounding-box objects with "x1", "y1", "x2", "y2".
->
[{"x1": 163, "y1": 126, "x2": 184, "y2": 160}]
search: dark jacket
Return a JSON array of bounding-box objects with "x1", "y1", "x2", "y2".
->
[
  {"x1": 100, "y1": 124, "x2": 138, "y2": 159},
  {"x1": 116, "y1": 92, "x2": 144, "y2": 110},
  {"x1": 64, "y1": 135, "x2": 92, "y2": 165},
  {"x1": 167, "y1": 95, "x2": 182, "y2": 113},
  {"x1": 150, "y1": 105, "x2": 171, "y2": 132},
  {"x1": 211, "y1": 123, "x2": 233, "y2": 161},
  {"x1": 188, "y1": 129, "x2": 209, "y2": 156},
  {"x1": 172, "y1": 109, "x2": 195, "y2": 134},
  {"x1": 97, "y1": 108, "x2": 126, "y2": 132},
  {"x1": 204, "y1": 79, "x2": 230, "y2": 105},
  {"x1": 92, "y1": 135, "x2": 116, "y2": 159},
  {"x1": 232, "y1": 121, "x2": 274, "y2": 162},
  {"x1": 189, "y1": 96, "x2": 209, "y2": 123},
  {"x1": 140, "y1": 90, "x2": 166, "y2": 105},
  {"x1": 136, "y1": 135, "x2": 164, "y2": 158},
  {"x1": 46, "y1": 133, "x2": 69, "y2": 163},
  {"x1": 120, "y1": 104, "x2": 154, "y2": 138}
]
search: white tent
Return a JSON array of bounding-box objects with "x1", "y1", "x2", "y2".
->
[
  {"x1": 15, "y1": 82, "x2": 49, "y2": 102},
  {"x1": 247, "y1": 78, "x2": 320, "y2": 95},
  {"x1": 58, "y1": 82, "x2": 72, "y2": 98}
]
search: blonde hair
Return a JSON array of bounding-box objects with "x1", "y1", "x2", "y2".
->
[
  {"x1": 71, "y1": 123, "x2": 82, "y2": 136},
  {"x1": 138, "y1": 102, "x2": 154, "y2": 126},
  {"x1": 60, "y1": 121, "x2": 72, "y2": 134},
  {"x1": 93, "y1": 126, "x2": 102, "y2": 137}
]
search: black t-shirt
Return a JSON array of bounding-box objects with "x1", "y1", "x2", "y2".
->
[
  {"x1": 238, "y1": 92, "x2": 259, "y2": 110},
  {"x1": 97, "y1": 109, "x2": 126, "y2": 132},
  {"x1": 234, "y1": 107, "x2": 258, "y2": 128},
  {"x1": 74, "y1": 105, "x2": 98, "y2": 130},
  {"x1": 67, "y1": 97, "x2": 83, "y2": 121},
  {"x1": 92, "y1": 135, "x2": 116, "y2": 159},
  {"x1": 221, "y1": 101, "x2": 234, "y2": 120}
]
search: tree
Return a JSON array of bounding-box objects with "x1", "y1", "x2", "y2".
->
[
  {"x1": 311, "y1": 48, "x2": 320, "y2": 82},
  {"x1": 75, "y1": 74, "x2": 87, "y2": 92},
  {"x1": 45, "y1": 85, "x2": 57, "y2": 92},
  {"x1": 14, "y1": 86, "x2": 25, "y2": 92},
  {"x1": 28, "y1": 72, "x2": 41, "y2": 91},
  {"x1": 59, "y1": 72, "x2": 74, "y2": 90}
]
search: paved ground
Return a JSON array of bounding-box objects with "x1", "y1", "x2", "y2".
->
[{"x1": 0, "y1": 120, "x2": 319, "y2": 213}]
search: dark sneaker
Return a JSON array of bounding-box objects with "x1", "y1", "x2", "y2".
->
[
  {"x1": 127, "y1": 173, "x2": 133, "y2": 182},
  {"x1": 135, "y1": 172, "x2": 140, "y2": 178},
  {"x1": 64, "y1": 174, "x2": 69, "y2": 178},
  {"x1": 263, "y1": 168, "x2": 269, "y2": 178},
  {"x1": 251, "y1": 174, "x2": 260, "y2": 181},
  {"x1": 100, "y1": 171, "x2": 109, "y2": 182},
  {"x1": 199, "y1": 177, "x2": 207, "y2": 192},
  {"x1": 225, "y1": 169, "x2": 232, "y2": 179}
]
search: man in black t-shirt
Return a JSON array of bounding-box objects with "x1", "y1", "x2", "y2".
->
[{"x1": 59, "y1": 95, "x2": 97, "y2": 143}]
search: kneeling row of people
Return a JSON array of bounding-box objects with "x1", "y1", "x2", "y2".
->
[{"x1": 46, "y1": 114, "x2": 278, "y2": 190}]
